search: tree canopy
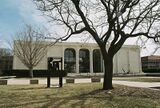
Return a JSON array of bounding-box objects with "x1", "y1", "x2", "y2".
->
[
  {"x1": 34, "y1": 0, "x2": 160, "y2": 89},
  {"x1": 14, "y1": 25, "x2": 48, "y2": 77}
]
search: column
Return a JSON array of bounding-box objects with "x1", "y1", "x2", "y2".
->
[
  {"x1": 115, "y1": 54, "x2": 118, "y2": 74},
  {"x1": 138, "y1": 48, "x2": 142, "y2": 73},
  {"x1": 62, "y1": 46, "x2": 65, "y2": 70},
  {"x1": 76, "y1": 48, "x2": 79, "y2": 73},
  {"x1": 90, "y1": 49, "x2": 93, "y2": 73},
  {"x1": 127, "y1": 49, "x2": 130, "y2": 73}
]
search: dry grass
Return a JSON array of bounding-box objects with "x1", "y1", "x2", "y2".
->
[{"x1": 0, "y1": 83, "x2": 160, "y2": 108}]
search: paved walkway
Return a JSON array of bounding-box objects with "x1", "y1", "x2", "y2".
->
[
  {"x1": 6, "y1": 78, "x2": 92, "y2": 85},
  {"x1": 113, "y1": 80, "x2": 160, "y2": 88},
  {"x1": 1, "y1": 78, "x2": 160, "y2": 88}
]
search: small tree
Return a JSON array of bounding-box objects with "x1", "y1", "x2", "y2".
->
[
  {"x1": 14, "y1": 25, "x2": 48, "y2": 78},
  {"x1": 34, "y1": 0, "x2": 160, "y2": 89}
]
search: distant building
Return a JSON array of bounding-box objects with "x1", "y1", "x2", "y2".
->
[
  {"x1": 141, "y1": 55, "x2": 160, "y2": 71},
  {"x1": 13, "y1": 42, "x2": 142, "y2": 74}
]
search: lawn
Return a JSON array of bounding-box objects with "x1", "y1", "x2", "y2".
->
[
  {"x1": 113, "y1": 77, "x2": 160, "y2": 82},
  {"x1": 0, "y1": 83, "x2": 160, "y2": 108}
]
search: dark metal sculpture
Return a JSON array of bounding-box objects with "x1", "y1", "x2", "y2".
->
[{"x1": 47, "y1": 57, "x2": 63, "y2": 88}]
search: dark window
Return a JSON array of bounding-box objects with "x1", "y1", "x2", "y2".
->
[
  {"x1": 93, "y1": 49, "x2": 102, "y2": 73},
  {"x1": 64, "y1": 48, "x2": 76, "y2": 73},
  {"x1": 79, "y1": 49, "x2": 90, "y2": 73}
]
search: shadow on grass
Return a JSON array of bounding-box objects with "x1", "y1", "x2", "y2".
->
[
  {"x1": 13, "y1": 87, "x2": 45, "y2": 91},
  {"x1": 41, "y1": 89, "x2": 114, "y2": 108},
  {"x1": 13, "y1": 85, "x2": 60, "y2": 91},
  {"x1": 12, "y1": 87, "x2": 159, "y2": 107},
  {"x1": 2, "y1": 85, "x2": 160, "y2": 108},
  {"x1": 3, "y1": 100, "x2": 49, "y2": 108}
]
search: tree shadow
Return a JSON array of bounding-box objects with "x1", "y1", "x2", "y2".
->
[
  {"x1": 13, "y1": 85, "x2": 61, "y2": 91},
  {"x1": 1, "y1": 99, "x2": 49, "y2": 108},
  {"x1": 40, "y1": 89, "x2": 113, "y2": 108},
  {"x1": 13, "y1": 86, "x2": 46, "y2": 91}
]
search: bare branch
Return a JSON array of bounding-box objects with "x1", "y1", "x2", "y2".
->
[{"x1": 14, "y1": 25, "x2": 48, "y2": 77}]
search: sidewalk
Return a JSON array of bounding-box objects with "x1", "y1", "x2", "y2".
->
[
  {"x1": 113, "y1": 80, "x2": 160, "y2": 88},
  {"x1": 2, "y1": 78, "x2": 160, "y2": 88},
  {"x1": 6, "y1": 78, "x2": 93, "y2": 85}
]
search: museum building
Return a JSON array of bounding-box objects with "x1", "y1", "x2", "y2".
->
[{"x1": 13, "y1": 42, "x2": 142, "y2": 74}]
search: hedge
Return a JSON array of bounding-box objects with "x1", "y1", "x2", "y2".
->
[
  {"x1": 1, "y1": 70, "x2": 67, "y2": 78},
  {"x1": 142, "y1": 69, "x2": 160, "y2": 73}
]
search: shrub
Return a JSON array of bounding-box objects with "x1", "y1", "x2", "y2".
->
[
  {"x1": 1, "y1": 69, "x2": 67, "y2": 78},
  {"x1": 142, "y1": 69, "x2": 160, "y2": 73}
]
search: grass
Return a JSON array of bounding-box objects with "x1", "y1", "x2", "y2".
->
[
  {"x1": 0, "y1": 83, "x2": 160, "y2": 108},
  {"x1": 113, "y1": 77, "x2": 160, "y2": 82}
]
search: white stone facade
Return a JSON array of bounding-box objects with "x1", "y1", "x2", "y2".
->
[{"x1": 13, "y1": 42, "x2": 142, "y2": 74}]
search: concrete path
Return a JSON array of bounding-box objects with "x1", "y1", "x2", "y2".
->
[
  {"x1": 2, "y1": 78, "x2": 160, "y2": 88},
  {"x1": 113, "y1": 80, "x2": 160, "y2": 88},
  {"x1": 6, "y1": 78, "x2": 93, "y2": 85}
]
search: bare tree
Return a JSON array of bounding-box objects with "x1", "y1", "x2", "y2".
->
[
  {"x1": 14, "y1": 25, "x2": 48, "y2": 78},
  {"x1": 0, "y1": 48, "x2": 11, "y2": 56},
  {"x1": 34, "y1": 0, "x2": 160, "y2": 90}
]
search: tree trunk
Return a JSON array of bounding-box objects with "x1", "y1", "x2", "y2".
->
[
  {"x1": 103, "y1": 55, "x2": 114, "y2": 90},
  {"x1": 29, "y1": 68, "x2": 33, "y2": 78}
]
